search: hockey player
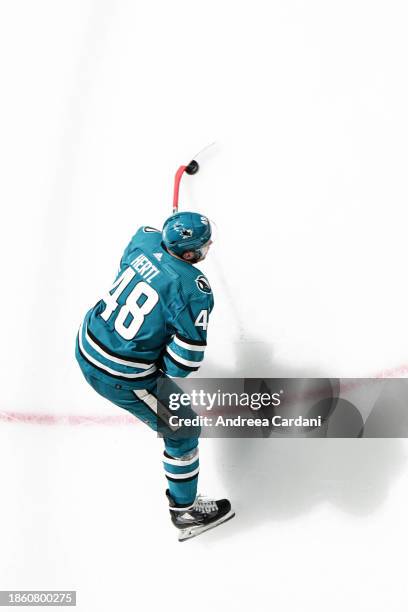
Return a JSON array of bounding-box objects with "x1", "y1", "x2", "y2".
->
[{"x1": 75, "y1": 211, "x2": 234, "y2": 541}]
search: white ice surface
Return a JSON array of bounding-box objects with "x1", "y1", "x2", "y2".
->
[{"x1": 1, "y1": 1, "x2": 408, "y2": 610}]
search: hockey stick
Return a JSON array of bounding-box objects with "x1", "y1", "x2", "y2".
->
[
  {"x1": 172, "y1": 160, "x2": 199, "y2": 213},
  {"x1": 172, "y1": 142, "x2": 216, "y2": 214}
]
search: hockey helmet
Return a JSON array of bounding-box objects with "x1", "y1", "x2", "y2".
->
[{"x1": 162, "y1": 212, "x2": 212, "y2": 260}]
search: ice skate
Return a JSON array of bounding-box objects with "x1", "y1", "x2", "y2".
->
[{"x1": 166, "y1": 490, "x2": 235, "y2": 541}]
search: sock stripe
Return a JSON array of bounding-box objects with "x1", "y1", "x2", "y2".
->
[
  {"x1": 163, "y1": 449, "x2": 199, "y2": 466},
  {"x1": 165, "y1": 468, "x2": 200, "y2": 483}
]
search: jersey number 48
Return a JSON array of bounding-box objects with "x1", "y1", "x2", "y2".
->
[{"x1": 100, "y1": 268, "x2": 158, "y2": 340}]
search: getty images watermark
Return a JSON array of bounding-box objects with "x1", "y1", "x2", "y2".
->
[
  {"x1": 155, "y1": 378, "x2": 408, "y2": 438},
  {"x1": 166, "y1": 389, "x2": 322, "y2": 429}
]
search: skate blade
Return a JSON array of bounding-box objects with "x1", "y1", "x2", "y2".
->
[{"x1": 178, "y1": 510, "x2": 235, "y2": 542}]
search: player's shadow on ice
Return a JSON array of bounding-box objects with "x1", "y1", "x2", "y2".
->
[{"x1": 199, "y1": 340, "x2": 406, "y2": 539}]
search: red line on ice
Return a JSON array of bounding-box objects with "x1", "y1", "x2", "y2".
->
[{"x1": 0, "y1": 411, "x2": 136, "y2": 426}]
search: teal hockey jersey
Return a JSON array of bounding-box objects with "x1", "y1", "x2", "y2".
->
[{"x1": 76, "y1": 226, "x2": 214, "y2": 388}]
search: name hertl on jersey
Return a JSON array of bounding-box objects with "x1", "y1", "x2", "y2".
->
[{"x1": 76, "y1": 226, "x2": 214, "y2": 389}]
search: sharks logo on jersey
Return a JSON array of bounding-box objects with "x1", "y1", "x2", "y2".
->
[{"x1": 195, "y1": 275, "x2": 211, "y2": 294}]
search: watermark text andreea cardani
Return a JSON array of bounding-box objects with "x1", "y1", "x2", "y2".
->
[{"x1": 167, "y1": 390, "x2": 322, "y2": 429}]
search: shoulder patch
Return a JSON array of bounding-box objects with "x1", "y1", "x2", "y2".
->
[
  {"x1": 195, "y1": 275, "x2": 212, "y2": 294},
  {"x1": 143, "y1": 226, "x2": 161, "y2": 233},
  {"x1": 153, "y1": 252, "x2": 163, "y2": 261}
]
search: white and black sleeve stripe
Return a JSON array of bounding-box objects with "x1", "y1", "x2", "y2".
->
[{"x1": 165, "y1": 347, "x2": 201, "y2": 371}]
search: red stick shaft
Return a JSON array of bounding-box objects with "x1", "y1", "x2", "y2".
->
[{"x1": 173, "y1": 165, "x2": 187, "y2": 213}]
